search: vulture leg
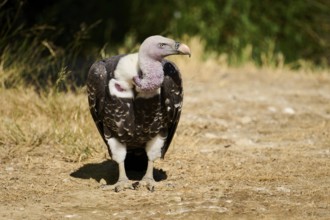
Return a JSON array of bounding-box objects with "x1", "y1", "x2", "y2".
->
[
  {"x1": 141, "y1": 160, "x2": 156, "y2": 191},
  {"x1": 102, "y1": 138, "x2": 134, "y2": 192},
  {"x1": 140, "y1": 135, "x2": 165, "y2": 191}
]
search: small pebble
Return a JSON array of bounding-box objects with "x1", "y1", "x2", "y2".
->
[
  {"x1": 99, "y1": 178, "x2": 107, "y2": 185},
  {"x1": 267, "y1": 106, "x2": 277, "y2": 113},
  {"x1": 64, "y1": 214, "x2": 79, "y2": 218},
  {"x1": 283, "y1": 107, "x2": 295, "y2": 115}
]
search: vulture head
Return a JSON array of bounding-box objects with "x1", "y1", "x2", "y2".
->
[{"x1": 134, "y1": 35, "x2": 191, "y2": 92}]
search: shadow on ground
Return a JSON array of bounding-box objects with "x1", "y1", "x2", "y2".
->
[{"x1": 70, "y1": 154, "x2": 167, "y2": 185}]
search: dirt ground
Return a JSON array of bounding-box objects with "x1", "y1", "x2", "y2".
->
[{"x1": 1, "y1": 65, "x2": 330, "y2": 219}]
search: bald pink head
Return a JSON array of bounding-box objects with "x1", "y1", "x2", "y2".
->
[
  {"x1": 134, "y1": 35, "x2": 191, "y2": 92},
  {"x1": 139, "y1": 35, "x2": 191, "y2": 61}
]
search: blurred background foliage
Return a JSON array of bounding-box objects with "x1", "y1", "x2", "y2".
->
[{"x1": 1, "y1": 0, "x2": 329, "y2": 89}]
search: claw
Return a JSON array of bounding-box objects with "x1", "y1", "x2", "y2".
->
[
  {"x1": 147, "y1": 182, "x2": 155, "y2": 192},
  {"x1": 101, "y1": 179, "x2": 134, "y2": 192},
  {"x1": 140, "y1": 177, "x2": 156, "y2": 192}
]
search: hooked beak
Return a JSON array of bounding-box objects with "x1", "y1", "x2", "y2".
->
[{"x1": 177, "y1": 43, "x2": 191, "y2": 57}]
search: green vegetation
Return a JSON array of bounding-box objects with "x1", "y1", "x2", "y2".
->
[{"x1": 1, "y1": 1, "x2": 329, "y2": 89}]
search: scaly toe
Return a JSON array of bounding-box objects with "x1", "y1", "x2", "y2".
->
[
  {"x1": 140, "y1": 178, "x2": 156, "y2": 192},
  {"x1": 101, "y1": 180, "x2": 134, "y2": 192}
]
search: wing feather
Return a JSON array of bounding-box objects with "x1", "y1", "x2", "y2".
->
[
  {"x1": 160, "y1": 60, "x2": 183, "y2": 158},
  {"x1": 87, "y1": 55, "x2": 125, "y2": 151}
]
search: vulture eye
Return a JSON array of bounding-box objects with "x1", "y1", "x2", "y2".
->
[
  {"x1": 159, "y1": 43, "x2": 166, "y2": 48},
  {"x1": 175, "y1": 42, "x2": 180, "y2": 50}
]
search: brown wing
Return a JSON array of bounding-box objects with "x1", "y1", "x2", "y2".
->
[
  {"x1": 160, "y1": 60, "x2": 183, "y2": 158},
  {"x1": 87, "y1": 55, "x2": 125, "y2": 152}
]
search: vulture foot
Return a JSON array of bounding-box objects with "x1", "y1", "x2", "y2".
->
[
  {"x1": 134, "y1": 180, "x2": 175, "y2": 191},
  {"x1": 139, "y1": 177, "x2": 156, "y2": 192},
  {"x1": 101, "y1": 179, "x2": 134, "y2": 192}
]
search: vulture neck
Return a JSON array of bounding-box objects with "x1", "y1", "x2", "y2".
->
[{"x1": 135, "y1": 53, "x2": 164, "y2": 92}]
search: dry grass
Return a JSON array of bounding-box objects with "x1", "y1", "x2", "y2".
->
[{"x1": 0, "y1": 87, "x2": 103, "y2": 162}]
